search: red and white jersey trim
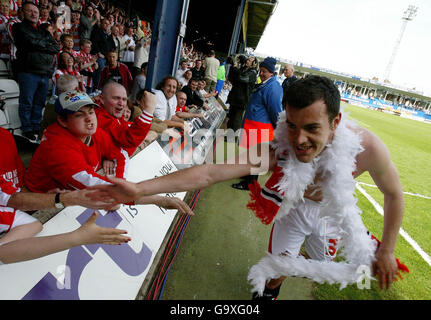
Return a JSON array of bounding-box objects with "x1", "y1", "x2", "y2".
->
[
  {"x1": 71, "y1": 171, "x2": 112, "y2": 188},
  {"x1": 138, "y1": 110, "x2": 153, "y2": 125}
]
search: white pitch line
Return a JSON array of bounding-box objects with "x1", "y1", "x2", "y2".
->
[
  {"x1": 357, "y1": 182, "x2": 431, "y2": 200},
  {"x1": 356, "y1": 183, "x2": 431, "y2": 267}
]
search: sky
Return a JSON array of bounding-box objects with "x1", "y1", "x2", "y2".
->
[{"x1": 255, "y1": 0, "x2": 431, "y2": 97}]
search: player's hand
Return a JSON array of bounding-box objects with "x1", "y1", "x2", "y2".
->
[
  {"x1": 88, "y1": 176, "x2": 142, "y2": 204},
  {"x1": 303, "y1": 185, "x2": 323, "y2": 202},
  {"x1": 152, "y1": 196, "x2": 194, "y2": 216},
  {"x1": 304, "y1": 173, "x2": 323, "y2": 202},
  {"x1": 373, "y1": 248, "x2": 398, "y2": 290}
]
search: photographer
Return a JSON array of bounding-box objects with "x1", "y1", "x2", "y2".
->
[{"x1": 225, "y1": 54, "x2": 258, "y2": 131}]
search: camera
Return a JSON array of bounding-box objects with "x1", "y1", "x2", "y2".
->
[{"x1": 227, "y1": 54, "x2": 248, "y2": 68}]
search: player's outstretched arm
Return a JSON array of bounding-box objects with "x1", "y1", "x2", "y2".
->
[
  {"x1": 89, "y1": 142, "x2": 276, "y2": 204},
  {"x1": 0, "y1": 212, "x2": 131, "y2": 264}
]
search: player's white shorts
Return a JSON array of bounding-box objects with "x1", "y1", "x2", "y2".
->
[
  {"x1": 0, "y1": 207, "x2": 38, "y2": 235},
  {"x1": 269, "y1": 199, "x2": 340, "y2": 261}
]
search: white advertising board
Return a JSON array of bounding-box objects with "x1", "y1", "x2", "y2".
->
[{"x1": 0, "y1": 141, "x2": 185, "y2": 300}]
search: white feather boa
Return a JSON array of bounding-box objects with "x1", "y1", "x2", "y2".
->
[{"x1": 248, "y1": 110, "x2": 377, "y2": 294}]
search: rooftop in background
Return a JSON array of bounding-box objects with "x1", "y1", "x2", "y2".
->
[
  {"x1": 244, "y1": 0, "x2": 279, "y2": 49},
  {"x1": 256, "y1": 53, "x2": 431, "y2": 103},
  {"x1": 121, "y1": 0, "x2": 277, "y2": 55}
]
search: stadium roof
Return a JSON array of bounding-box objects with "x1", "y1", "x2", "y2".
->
[
  {"x1": 116, "y1": 0, "x2": 276, "y2": 54},
  {"x1": 244, "y1": 0, "x2": 278, "y2": 49},
  {"x1": 274, "y1": 61, "x2": 431, "y2": 103}
]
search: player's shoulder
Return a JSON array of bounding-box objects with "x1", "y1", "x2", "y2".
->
[
  {"x1": 351, "y1": 125, "x2": 391, "y2": 176},
  {"x1": 346, "y1": 124, "x2": 384, "y2": 152},
  {"x1": 362, "y1": 128, "x2": 388, "y2": 157}
]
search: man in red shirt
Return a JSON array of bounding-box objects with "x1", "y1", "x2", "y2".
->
[
  {"x1": 175, "y1": 91, "x2": 204, "y2": 120},
  {"x1": 95, "y1": 81, "x2": 155, "y2": 158},
  {"x1": 98, "y1": 50, "x2": 132, "y2": 93}
]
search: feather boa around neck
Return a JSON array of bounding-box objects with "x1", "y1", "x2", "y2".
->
[{"x1": 248, "y1": 110, "x2": 379, "y2": 294}]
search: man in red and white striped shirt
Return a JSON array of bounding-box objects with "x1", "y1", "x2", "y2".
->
[
  {"x1": 78, "y1": 38, "x2": 98, "y2": 94},
  {"x1": 9, "y1": 0, "x2": 19, "y2": 15},
  {"x1": 0, "y1": 0, "x2": 11, "y2": 62},
  {"x1": 70, "y1": 9, "x2": 80, "y2": 51},
  {"x1": 6, "y1": 6, "x2": 22, "y2": 75}
]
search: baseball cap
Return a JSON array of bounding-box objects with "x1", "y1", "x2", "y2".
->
[{"x1": 54, "y1": 91, "x2": 99, "y2": 116}]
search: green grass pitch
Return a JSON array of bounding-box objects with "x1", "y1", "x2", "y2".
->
[{"x1": 313, "y1": 103, "x2": 431, "y2": 300}]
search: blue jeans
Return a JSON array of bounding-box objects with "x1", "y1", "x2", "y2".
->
[{"x1": 17, "y1": 72, "x2": 49, "y2": 133}]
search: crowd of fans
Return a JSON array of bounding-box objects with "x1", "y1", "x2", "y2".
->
[
  {"x1": 0, "y1": 0, "x2": 234, "y2": 142},
  {"x1": 0, "y1": 0, "x2": 239, "y2": 264},
  {"x1": 341, "y1": 86, "x2": 425, "y2": 112}
]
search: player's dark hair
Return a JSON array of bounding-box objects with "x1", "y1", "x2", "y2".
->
[{"x1": 283, "y1": 75, "x2": 340, "y2": 122}]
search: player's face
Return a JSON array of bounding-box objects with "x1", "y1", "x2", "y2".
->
[
  {"x1": 285, "y1": 100, "x2": 341, "y2": 163},
  {"x1": 101, "y1": 85, "x2": 128, "y2": 119},
  {"x1": 59, "y1": 106, "x2": 97, "y2": 142}
]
